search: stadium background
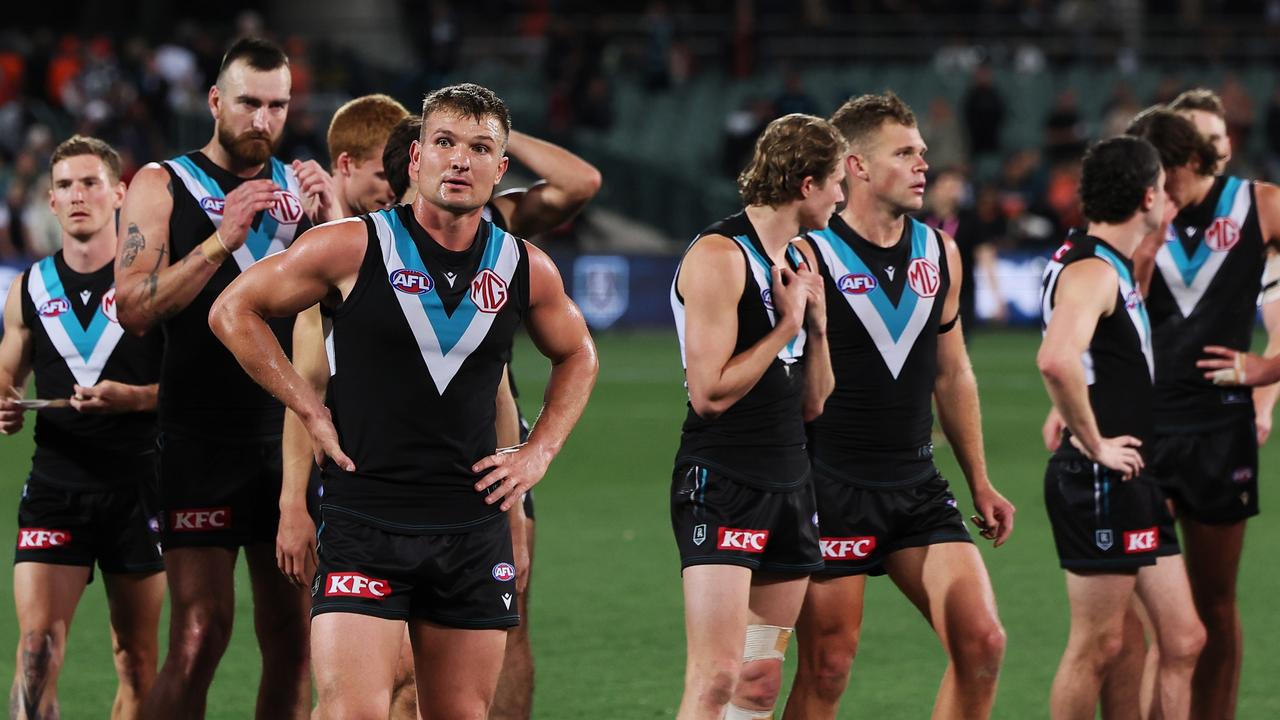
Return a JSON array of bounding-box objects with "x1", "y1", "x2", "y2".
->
[{"x1": 2, "y1": 1, "x2": 1280, "y2": 716}]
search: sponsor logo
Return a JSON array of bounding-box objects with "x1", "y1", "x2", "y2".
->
[
  {"x1": 38, "y1": 298, "x2": 69, "y2": 318},
  {"x1": 199, "y1": 197, "x2": 225, "y2": 215},
  {"x1": 1095, "y1": 529, "x2": 1114, "y2": 551},
  {"x1": 389, "y1": 268, "x2": 433, "y2": 295},
  {"x1": 838, "y1": 273, "x2": 878, "y2": 295},
  {"x1": 761, "y1": 288, "x2": 774, "y2": 310},
  {"x1": 692, "y1": 523, "x2": 707, "y2": 546},
  {"x1": 101, "y1": 288, "x2": 118, "y2": 323},
  {"x1": 492, "y1": 562, "x2": 516, "y2": 582},
  {"x1": 501, "y1": 592, "x2": 513, "y2": 609},
  {"x1": 268, "y1": 190, "x2": 303, "y2": 224},
  {"x1": 1204, "y1": 217, "x2": 1240, "y2": 252},
  {"x1": 17, "y1": 528, "x2": 71, "y2": 549},
  {"x1": 573, "y1": 255, "x2": 630, "y2": 330},
  {"x1": 324, "y1": 572, "x2": 390, "y2": 599},
  {"x1": 1051, "y1": 241, "x2": 1074, "y2": 262},
  {"x1": 1123, "y1": 527, "x2": 1158, "y2": 554},
  {"x1": 717, "y1": 527, "x2": 769, "y2": 553},
  {"x1": 820, "y1": 536, "x2": 876, "y2": 560},
  {"x1": 1232, "y1": 467, "x2": 1254, "y2": 484},
  {"x1": 168, "y1": 507, "x2": 231, "y2": 532},
  {"x1": 907, "y1": 258, "x2": 941, "y2": 297},
  {"x1": 471, "y1": 269, "x2": 508, "y2": 313},
  {"x1": 885, "y1": 266, "x2": 896, "y2": 281},
  {"x1": 1124, "y1": 290, "x2": 1141, "y2": 310}
]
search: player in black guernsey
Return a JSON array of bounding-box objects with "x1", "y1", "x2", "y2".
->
[
  {"x1": 0, "y1": 137, "x2": 165, "y2": 719},
  {"x1": 1039, "y1": 137, "x2": 1205, "y2": 720},
  {"x1": 1126, "y1": 103, "x2": 1280, "y2": 718},
  {"x1": 670, "y1": 114, "x2": 840, "y2": 720},
  {"x1": 210, "y1": 84, "x2": 597, "y2": 718},
  {"x1": 114, "y1": 38, "x2": 340, "y2": 718},
  {"x1": 784, "y1": 94, "x2": 1014, "y2": 720}
]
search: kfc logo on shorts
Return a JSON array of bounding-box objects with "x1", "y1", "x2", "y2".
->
[
  {"x1": 168, "y1": 507, "x2": 231, "y2": 532},
  {"x1": 838, "y1": 273, "x2": 877, "y2": 295},
  {"x1": 17, "y1": 528, "x2": 71, "y2": 549},
  {"x1": 492, "y1": 562, "x2": 516, "y2": 582},
  {"x1": 38, "y1": 298, "x2": 69, "y2": 318},
  {"x1": 471, "y1": 269, "x2": 508, "y2": 313},
  {"x1": 101, "y1": 288, "x2": 118, "y2": 323},
  {"x1": 820, "y1": 536, "x2": 876, "y2": 560},
  {"x1": 268, "y1": 190, "x2": 303, "y2": 224},
  {"x1": 717, "y1": 527, "x2": 769, "y2": 553},
  {"x1": 1123, "y1": 527, "x2": 1158, "y2": 554},
  {"x1": 324, "y1": 572, "x2": 390, "y2": 599},
  {"x1": 907, "y1": 258, "x2": 941, "y2": 298},
  {"x1": 1205, "y1": 217, "x2": 1240, "y2": 252},
  {"x1": 199, "y1": 197, "x2": 225, "y2": 215},
  {"x1": 390, "y1": 268, "x2": 433, "y2": 295}
]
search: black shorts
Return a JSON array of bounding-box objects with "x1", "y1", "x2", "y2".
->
[
  {"x1": 670, "y1": 464, "x2": 823, "y2": 575},
  {"x1": 15, "y1": 472, "x2": 163, "y2": 576},
  {"x1": 311, "y1": 508, "x2": 520, "y2": 629},
  {"x1": 812, "y1": 470, "x2": 973, "y2": 577},
  {"x1": 1044, "y1": 456, "x2": 1179, "y2": 572},
  {"x1": 1150, "y1": 418, "x2": 1259, "y2": 525},
  {"x1": 156, "y1": 431, "x2": 282, "y2": 550}
]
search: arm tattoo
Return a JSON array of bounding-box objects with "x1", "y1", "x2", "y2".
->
[
  {"x1": 120, "y1": 224, "x2": 145, "y2": 268},
  {"x1": 145, "y1": 274, "x2": 158, "y2": 302}
]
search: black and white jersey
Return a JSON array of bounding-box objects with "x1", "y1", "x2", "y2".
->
[
  {"x1": 670, "y1": 210, "x2": 809, "y2": 490},
  {"x1": 1147, "y1": 176, "x2": 1263, "y2": 431},
  {"x1": 804, "y1": 215, "x2": 949, "y2": 485},
  {"x1": 154, "y1": 151, "x2": 311, "y2": 439},
  {"x1": 21, "y1": 252, "x2": 162, "y2": 486},
  {"x1": 1041, "y1": 232, "x2": 1154, "y2": 459},
  {"x1": 320, "y1": 205, "x2": 530, "y2": 532}
]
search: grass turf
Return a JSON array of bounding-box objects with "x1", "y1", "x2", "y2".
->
[{"x1": 0, "y1": 329, "x2": 1276, "y2": 717}]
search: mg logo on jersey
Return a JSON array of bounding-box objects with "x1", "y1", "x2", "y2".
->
[
  {"x1": 717, "y1": 527, "x2": 769, "y2": 553},
  {"x1": 1123, "y1": 527, "x2": 1158, "y2": 554},
  {"x1": 907, "y1": 258, "x2": 941, "y2": 297},
  {"x1": 169, "y1": 507, "x2": 231, "y2": 532},
  {"x1": 390, "y1": 268, "x2": 433, "y2": 295},
  {"x1": 17, "y1": 528, "x2": 71, "y2": 549},
  {"x1": 1204, "y1": 217, "x2": 1240, "y2": 252},
  {"x1": 101, "y1": 288, "x2": 118, "y2": 323},
  {"x1": 1051, "y1": 241, "x2": 1074, "y2": 262},
  {"x1": 268, "y1": 190, "x2": 303, "y2": 224},
  {"x1": 820, "y1": 536, "x2": 876, "y2": 560},
  {"x1": 324, "y1": 572, "x2": 390, "y2": 599},
  {"x1": 471, "y1": 269, "x2": 509, "y2": 313},
  {"x1": 492, "y1": 563, "x2": 516, "y2": 582},
  {"x1": 199, "y1": 197, "x2": 225, "y2": 215},
  {"x1": 38, "y1": 298, "x2": 69, "y2": 318},
  {"x1": 838, "y1": 273, "x2": 878, "y2": 295}
]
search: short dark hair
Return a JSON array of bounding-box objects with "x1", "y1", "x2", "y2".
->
[
  {"x1": 50, "y1": 135, "x2": 122, "y2": 182},
  {"x1": 1125, "y1": 106, "x2": 1217, "y2": 177},
  {"x1": 737, "y1": 114, "x2": 846, "y2": 207},
  {"x1": 383, "y1": 116, "x2": 421, "y2": 202},
  {"x1": 1079, "y1": 136, "x2": 1162, "y2": 224},
  {"x1": 217, "y1": 37, "x2": 289, "y2": 82},
  {"x1": 1169, "y1": 88, "x2": 1225, "y2": 120},
  {"x1": 420, "y1": 83, "x2": 511, "y2": 150},
  {"x1": 830, "y1": 92, "x2": 917, "y2": 150}
]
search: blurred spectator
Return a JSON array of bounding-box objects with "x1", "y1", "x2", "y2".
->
[
  {"x1": 920, "y1": 96, "x2": 968, "y2": 171},
  {"x1": 921, "y1": 168, "x2": 1005, "y2": 328},
  {"x1": 962, "y1": 63, "x2": 1005, "y2": 160},
  {"x1": 643, "y1": 1, "x2": 675, "y2": 91},
  {"x1": 726, "y1": 0, "x2": 756, "y2": 79},
  {"x1": 1265, "y1": 86, "x2": 1280, "y2": 181},
  {"x1": 1220, "y1": 74, "x2": 1256, "y2": 171},
  {"x1": 773, "y1": 69, "x2": 817, "y2": 117},
  {"x1": 1043, "y1": 89, "x2": 1086, "y2": 164},
  {"x1": 722, "y1": 97, "x2": 773, "y2": 178},
  {"x1": 1100, "y1": 82, "x2": 1141, "y2": 138}
]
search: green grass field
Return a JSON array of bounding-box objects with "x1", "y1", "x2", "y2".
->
[{"x1": 1, "y1": 329, "x2": 1278, "y2": 718}]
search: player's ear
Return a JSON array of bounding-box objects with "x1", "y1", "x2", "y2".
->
[
  {"x1": 336, "y1": 152, "x2": 352, "y2": 177},
  {"x1": 208, "y1": 84, "x2": 220, "y2": 121},
  {"x1": 799, "y1": 175, "x2": 816, "y2": 198},
  {"x1": 112, "y1": 180, "x2": 126, "y2": 210}
]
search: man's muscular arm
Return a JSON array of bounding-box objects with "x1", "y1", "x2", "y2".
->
[
  {"x1": 489, "y1": 131, "x2": 602, "y2": 238},
  {"x1": 276, "y1": 304, "x2": 329, "y2": 586},
  {"x1": 115, "y1": 166, "x2": 278, "y2": 335},
  {"x1": 472, "y1": 244, "x2": 598, "y2": 512},
  {"x1": 0, "y1": 277, "x2": 34, "y2": 435}
]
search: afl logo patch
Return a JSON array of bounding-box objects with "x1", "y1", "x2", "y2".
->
[
  {"x1": 1124, "y1": 289, "x2": 1141, "y2": 310},
  {"x1": 492, "y1": 562, "x2": 516, "y2": 582},
  {"x1": 471, "y1": 269, "x2": 508, "y2": 313},
  {"x1": 199, "y1": 197, "x2": 225, "y2": 215},
  {"x1": 837, "y1": 273, "x2": 877, "y2": 295},
  {"x1": 1204, "y1": 217, "x2": 1240, "y2": 253},
  {"x1": 38, "y1": 298, "x2": 69, "y2": 318},
  {"x1": 268, "y1": 190, "x2": 303, "y2": 224},
  {"x1": 907, "y1": 258, "x2": 941, "y2": 298},
  {"x1": 101, "y1": 288, "x2": 118, "y2": 323},
  {"x1": 761, "y1": 288, "x2": 774, "y2": 310},
  {"x1": 389, "y1": 268, "x2": 433, "y2": 295}
]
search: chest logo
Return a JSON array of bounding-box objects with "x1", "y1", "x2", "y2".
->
[
  {"x1": 389, "y1": 268, "x2": 434, "y2": 295},
  {"x1": 199, "y1": 197, "x2": 225, "y2": 215},
  {"x1": 907, "y1": 258, "x2": 941, "y2": 298},
  {"x1": 101, "y1": 288, "x2": 118, "y2": 323},
  {"x1": 38, "y1": 298, "x2": 69, "y2": 318},
  {"x1": 1204, "y1": 217, "x2": 1240, "y2": 253},
  {"x1": 268, "y1": 190, "x2": 303, "y2": 224},
  {"x1": 838, "y1": 273, "x2": 877, "y2": 295},
  {"x1": 471, "y1": 269, "x2": 509, "y2": 313}
]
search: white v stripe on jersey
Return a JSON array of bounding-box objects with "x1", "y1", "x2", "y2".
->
[
  {"x1": 1154, "y1": 177, "x2": 1251, "y2": 318},
  {"x1": 369, "y1": 212, "x2": 519, "y2": 395},
  {"x1": 28, "y1": 261, "x2": 124, "y2": 387}
]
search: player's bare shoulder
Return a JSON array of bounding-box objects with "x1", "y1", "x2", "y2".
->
[{"x1": 677, "y1": 233, "x2": 747, "y2": 299}]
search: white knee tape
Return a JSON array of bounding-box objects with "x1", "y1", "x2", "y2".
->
[
  {"x1": 724, "y1": 703, "x2": 775, "y2": 719},
  {"x1": 743, "y1": 624, "x2": 793, "y2": 663},
  {"x1": 1260, "y1": 252, "x2": 1280, "y2": 305}
]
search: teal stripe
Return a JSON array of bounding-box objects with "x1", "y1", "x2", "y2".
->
[{"x1": 1094, "y1": 244, "x2": 1151, "y2": 336}]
